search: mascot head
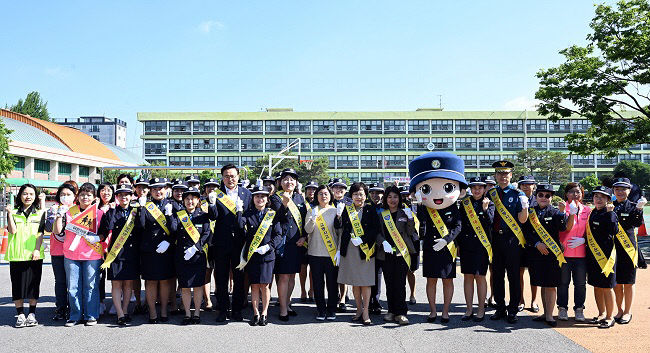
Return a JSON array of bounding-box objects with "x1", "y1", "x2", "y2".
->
[{"x1": 408, "y1": 152, "x2": 467, "y2": 209}]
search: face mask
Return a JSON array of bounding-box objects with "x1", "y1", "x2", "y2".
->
[{"x1": 60, "y1": 195, "x2": 75, "y2": 206}]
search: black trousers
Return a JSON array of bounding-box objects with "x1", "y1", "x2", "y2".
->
[
  {"x1": 492, "y1": 232, "x2": 522, "y2": 315},
  {"x1": 371, "y1": 259, "x2": 384, "y2": 302},
  {"x1": 214, "y1": 249, "x2": 246, "y2": 314},
  {"x1": 383, "y1": 254, "x2": 408, "y2": 316},
  {"x1": 309, "y1": 255, "x2": 338, "y2": 314}
]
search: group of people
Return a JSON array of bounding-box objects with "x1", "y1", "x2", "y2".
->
[{"x1": 4, "y1": 161, "x2": 646, "y2": 329}]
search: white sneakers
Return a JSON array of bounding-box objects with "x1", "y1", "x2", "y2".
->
[
  {"x1": 558, "y1": 307, "x2": 569, "y2": 321},
  {"x1": 14, "y1": 313, "x2": 37, "y2": 328},
  {"x1": 575, "y1": 308, "x2": 585, "y2": 322},
  {"x1": 15, "y1": 314, "x2": 26, "y2": 328}
]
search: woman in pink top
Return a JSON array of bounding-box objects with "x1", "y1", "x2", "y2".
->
[
  {"x1": 556, "y1": 182, "x2": 591, "y2": 322},
  {"x1": 53, "y1": 182, "x2": 105, "y2": 327}
]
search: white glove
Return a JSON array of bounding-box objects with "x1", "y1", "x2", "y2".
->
[
  {"x1": 568, "y1": 201, "x2": 579, "y2": 215},
  {"x1": 311, "y1": 208, "x2": 318, "y2": 219},
  {"x1": 236, "y1": 199, "x2": 244, "y2": 212},
  {"x1": 351, "y1": 237, "x2": 363, "y2": 247},
  {"x1": 56, "y1": 205, "x2": 69, "y2": 217},
  {"x1": 336, "y1": 202, "x2": 346, "y2": 217},
  {"x1": 519, "y1": 195, "x2": 529, "y2": 209},
  {"x1": 84, "y1": 235, "x2": 101, "y2": 244},
  {"x1": 334, "y1": 250, "x2": 341, "y2": 266},
  {"x1": 156, "y1": 240, "x2": 170, "y2": 253},
  {"x1": 208, "y1": 192, "x2": 217, "y2": 205},
  {"x1": 138, "y1": 196, "x2": 147, "y2": 207},
  {"x1": 382, "y1": 240, "x2": 394, "y2": 254},
  {"x1": 567, "y1": 236, "x2": 585, "y2": 249},
  {"x1": 164, "y1": 203, "x2": 173, "y2": 216},
  {"x1": 255, "y1": 244, "x2": 271, "y2": 255},
  {"x1": 415, "y1": 190, "x2": 423, "y2": 203},
  {"x1": 636, "y1": 196, "x2": 647, "y2": 209},
  {"x1": 184, "y1": 245, "x2": 198, "y2": 260},
  {"x1": 49, "y1": 204, "x2": 59, "y2": 215},
  {"x1": 404, "y1": 208, "x2": 413, "y2": 219},
  {"x1": 433, "y1": 238, "x2": 448, "y2": 252}
]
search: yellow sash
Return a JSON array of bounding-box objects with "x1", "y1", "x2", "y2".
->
[
  {"x1": 488, "y1": 188, "x2": 526, "y2": 247},
  {"x1": 236, "y1": 210, "x2": 276, "y2": 270},
  {"x1": 586, "y1": 213, "x2": 617, "y2": 277},
  {"x1": 314, "y1": 208, "x2": 337, "y2": 265},
  {"x1": 178, "y1": 210, "x2": 209, "y2": 256},
  {"x1": 144, "y1": 202, "x2": 170, "y2": 236},
  {"x1": 425, "y1": 207, "x2": 457, "y2": 259},
  {"x1": 381, "y1": 209, "x2": 411, "y2": 268},
  {"x1": 101, "y1": 208, "x2": 137, "y2": 269},
  {"x1": 68, "y1": 205, "x2": 103, "y2": 256},
  {"x1": 615, "y1": 224, "x2": 638, "y2": 267},
  {"x1": 278, "y1": 191, "x2": 303, "y2": 231},
  {"x1": 345, "y1": 205, "x2": 375, "y2": 261},
  {"x1": 201, "y1": 200, "x2": 217, "y2": 233},
  {"x1": 528, "y1": 208, "x2": 566, "y2": 267},
  {"x1": 403, "y1": 203, "x2": 420, "y2": 235},
  {"x1": 461, "y1": 197, "x2": 492, "y2": 262},
  {"x1": 215, "y1": 189, "x2": 237, "y2": 214}
]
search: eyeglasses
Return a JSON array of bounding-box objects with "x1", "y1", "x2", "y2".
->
[{"x1": 537, "y1": 193, "x2": 552, "y2": 199}]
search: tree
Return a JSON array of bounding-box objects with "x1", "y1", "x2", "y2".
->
[
  {"x1": 535, "y1": 0, "x2": 650, "y2": 157},
  {"x1": 199, "y1": 169, "x2": 217, "y2": 185},
  {"x1": 579, "y1": 174, "x2": 601, "y2": 197},
  {"x1": 10, "y1": 91, "x2": 51, "y2": 121},
  {"x1": 614, "y1": 160, "x2": 650, "y2": 191},
  {"x1": 101, "y1": 169, "x2": 134, "y2": 184},
  {"x1": 512, "y1": 149, "x2": 572, "y2": 183},
  {"x1": 248, "y1": 155, "x2": 330, "y2": 186},
  {"x1": 0, "y1": 119, "x2": 16, "y2": 183}
]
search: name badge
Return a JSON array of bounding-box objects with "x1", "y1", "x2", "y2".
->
[
  {"x1": 544, "y1": 217, "x2": 553, "y2": 221},
  {"x1": 445, "y1": 212, "x2": 452, "y2": 215},
  {"x1": 621, "y1": 213, "x2": 629, "y2": 217},
  {"x1": 594, "y1": 222, "x2": 600, "y2": 225}
]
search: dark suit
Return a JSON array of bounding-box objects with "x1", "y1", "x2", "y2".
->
[{"x1": 98, "y1": 206, "x2": 140, "y2": 281}]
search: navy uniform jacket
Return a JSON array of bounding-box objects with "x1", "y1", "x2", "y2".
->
[
  {"x1": 588, "y1": 208, "x2": 618, "y2": 255},
  {"x1": 207, "y1": 185, "x2": 252, "y2": 255},
  {"x1": 491, "y1": 184, "x2": 525, "y2": 235},
  {"x1": 458, "y1": 196, "x2": 495, "y2": 252},
  {"x1": 524, "y1": 205, "x2": 568, "y2": 247},
  {"x1": 270, "y1": 191, "x2": 307, "y2": 251},
  {"x1": 168, "y1": 208, "x2": 211, "y2": 261},
  {"x1": 417, "y1": 203, "x2": 461, "y2": 255},
  {"x1": 98, "y1": 205, "x2": 140, "y2": 260},
  {"x1": 169, "y1": 198, "x2": 184, "y2": 212},
  {"x1": 237, "y1": 208, "x2": 283, "y2": 263},
  {"x1": 613, "y1": 199, "x2": 643, "y2": 247},
  {"x1": 137, "y1": 198, "x2": 173, "y2": 253},
  {"x1": 334, "y1": 204, "x2": 380, "y2": 260}
]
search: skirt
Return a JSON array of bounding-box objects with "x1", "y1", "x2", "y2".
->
[
  {"x1": 422, "y1": 249, "x2": 456, "y2": 279},
  {"x1": 10, "y1": 260, "x2": 43, "y2": 301},
  {"x1": 520, "y1": 246, "x2": 533, "y2": 268},
  {"x1": 140, "y1": 251, "x2": 175, "y2": 281},
  {"x1": 529, "y1": 252, "x2": 561, "y2": 287},
  {"x1": 337, "y1": 242, "x2": 375, "y2": 286},
  {"x1": 247, "y1": 258, "x2": 275, "y2": 284},
  {"x1": 587, "y1": 255, "x2": 616, "y2": 289},
  {"x1": 108, "y1": 258, "x2": 140, "y2": 281},
  {"x1": 274, "y1": 234, "x2": 303, "y2": 274},
  {"x1": 175, "y1": 253, "x2": 207, "y2": 288},
  {"x1": 614, "y1": 241, "x2": 636, "y2": 284},
  {"x1": 459, "y1": 247, "x2": 489, "y2": 276}
]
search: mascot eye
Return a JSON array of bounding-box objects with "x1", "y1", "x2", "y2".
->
[
  {"x1": 420, "y1": 184, "x2": 431, "y2": 195},
  {"x1": 443, "y1": 183, "x2": 456, "y2": 194}
]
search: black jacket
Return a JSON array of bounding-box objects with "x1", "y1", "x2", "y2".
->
[
  {"x1": 237, "y1": 208, "x2": 283, "y2": 263},
  {"x1": 207, "y1": 186, "x2": 252, "y2": 254},
  {"x1": 136, "y1": 198, "x2": 173, "y2": 253},
  {"x1": 334, "y1": 204, "x2": 380, "y2": 260}
]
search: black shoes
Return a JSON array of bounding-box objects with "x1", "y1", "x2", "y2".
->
[
  {"x1": 426, "y1": 316, "x2": 437, "y2": 323},
  {"x1": 182, "y1": 316, "x2": 192, "y2": 325},
  {"x1": 490, "y1": 311, "x2": 506, "y2": 320},
  {"x1": 598, "y1": 319, "x2": 615, "y2": 329},
  {"x1": 249, "y1": 315, "x2": 259, "y2": 326},
  {"x1": 231, "y1": 311, "x2": 244, "y2": 322},
  {"x1": 507, "y1": 313, "x2": 518, "y2": 324},
  {"x1": 117, "y1": 316, "x2": 127, "y2": 326},
  {"x1": 279, "y1": 314, "x2": 289, "y2": 322},
  {"x1": 215, "y1": 312, "x2": 227, "y2": 322},
  {"x1": 258, "y1": 315, "x2": 268, "y2": 326},
  {"x1": 461, "y1": 313, "x2": 474, "y2": 321},
  {"x1": 440, "y1": 317, "x2": 450, "y2": 324},
  {"x1": 287, "y1": 307, "x2": 298, "y2": 317},
  {"x1": 148, "y1": 318, "x2": 158, "y2": 324},
  {"x1": 337, "y1": 303, "x2": 347, "y2": 313}
]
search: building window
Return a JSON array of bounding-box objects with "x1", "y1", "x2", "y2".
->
[
  {"x1": 383, "y1": 120, "x2": 405, "y2": 133},
  {"x1": 216, "y1": 139, "x2": 239, "y2": 151},
  {"x1": 573, "y1": 172, "x2": 593, "y2": 181},
  {"x1": 478, "y1": 155, "x2": 500, "y2": 167},
  {"x1": 455, "y1": 120, "x2": 477, "y2": 133},
  {"x1": 384, "y1": 155, "x2": 406, "y2": 168},
  {"x1": 502, "y1": 120, "x2": 523, "y2": 133},
  {"x1": 360, "y1": 155, "x2": 383, "y2": 169},
  {"x1": 526, "y1": 137, "x2": 547, "y2": 149},
  {"x1": 571, "y1": 155, "x2": 595, "y2": 167},
  {"x1": 193, "y1": 121, "x2": 215, "y2": 134},
  {"x1": 360, "y1": 138, "x2": 382, "y2": 150},
  {"x1": 240, "y1": 139, "x2": 262, "y2": 151},
  {"x1": 57, "y1": 163, "x2": 72, "y2": 175},
  {"x1": 14, "y1": 156, "x2": 25, "y2": 171},
  {"x1": 240, "y1": 120, "x2": 262, "y2": 134},
  {"x1": 336, "y1": 156, "x2": 359, "y2": 169},
  {"x1": 502, "y1": 137, "x2": 524, "y2": 150},
  {"x1": 455, "y1": 137, "x2": 477, "y2": 151},
  {"x1": 241, "y1": 156, "x2": 261, "y2": 166},
  {"x1": 145, "y1": 142, "x2": 167, "y2": 156},
  {"x1": 597, "y1": 155, "x2": 617, "y2": 167},
  {"x1": 265, "y1": 120, "x2": 287, "y2": 134},
  {"x1": 549, "y1": 120, "x2": 571, "y2": 133},
  {"x1": 526, "y1": 119, "x2": 547, "y2": 132},
  {"x1": 384, "y1": 138, "x2": 406, "y2": 150},
  {"x1": 169, "y1": 121, "x2": 191, "y2": 134},
  {"x1": 408, "y1": 120, "x2": 429, "y2": 133},
  {"x1": 265, "y1": 138, "x2": 287, "y2": 152},
  {"x1": 431, "y1": 137, "x2": 453, "y2": 150},
  {"x1": 360, "y1": 120, "x2": 382, "y2": 134},
  {"x1": 408, "y1": 138, "x2": 430, "y2": 151},
  {"x1": 571, "y1": 119, "x2": 591, "y2": 132},
  {"x1": 619, "y1": 153, "x2": 641, "y2": 162},
  {"x1": 144, "y1": 121, "x2": 166, "y2": 135},
  {"x1": 460, "y1": 155, "x2": 478, "y2": 167},
  {"x1": 34, "y1": 159, "x2": 50, "y2": 174},
  {"x1": 300, "y1": 138, "x2": 311, "y2": 152},
  {"x1": 431, "y1": 119, "x2": 453, "y2": 133},
  {"x1": 217, "y1": 121, "x2": 238, "y2": 134},
  {"x1": 289, "y1": 121, "x2": 310, "y2": 134},
  {"x1": 79, "y1": 166, "x2": 90, "y2": 177},
  {"x1": 328, "y1": 156, "x2": 335, "y2": 168},
  {"x1": 193, "y1": 156, "x2": 215, "y2": 166},
  {"x1": 478, "y1": 137, "x2": 500, "y2": 151},
  {"x1": 478, "y1": 120, "x2": 499, "y2": 133},
  {"x1": 193, "y1": 138, "x2": 215, "y2": 151},
  {"x1": 313, "y1": 138, "x2": 335, "y2": 151},
  {"x1": 90, "y1": 125, "x2": 100, "y2": 133},
  {"x1": 336, "y1": 120, "x2": 358, "y2": 134},
  {"x1": 169, "y1": 156, "x2": 191, "y2": 166},
  {"x1": 313, "y1": 120, "x2": 334, "y2": 134},
  {"x1": 169, "y1": 139, "x2": 192, "y2": 152},
  {"x1": 336, "y1": 138, "x2": 358, "y2": 151},
  {"x1": 548, "y1": 137, "x2": 567, "y2": 150},
  {"x1": 360, "y1": 172, "x2": 382, "y2": 183}
]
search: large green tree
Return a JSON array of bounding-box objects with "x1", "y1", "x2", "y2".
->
[
  {"x1": 9, "y1": 91, "x2": 51, "y2": 121},
  {"x1": 0, "y1": 119, "x2": 16, "y2": 183},
  {"x1": 535, "y1": 0, "x2": 650, "y2": 157},
  {"x1": 248, "y1": 155, "x2": 330, "y2": 186},
  {"x1": 512, "y1": 149, "x2": 572, "y2": 183},
  {"x1": 614, "y1": 159, "x2": 650, "y2": 191}
]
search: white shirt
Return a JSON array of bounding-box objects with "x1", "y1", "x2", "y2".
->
[{"x1": 226, "y1": 185, "x2": 240, "y2": 204}]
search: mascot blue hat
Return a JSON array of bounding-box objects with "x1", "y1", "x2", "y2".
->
[{"x1": 408, "y1": 152, "x2": 467, "y2": 192}]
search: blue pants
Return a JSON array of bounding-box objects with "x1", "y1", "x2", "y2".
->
[
  {"x1": 557, "y1": 257, "x2": 587, "y2": 310},
  {"x1": 51, "y1": 255, "x2": 68, "y2": 312},
  {"x1": 64, "y1": 258, "x2": 101, "y2": 321}
]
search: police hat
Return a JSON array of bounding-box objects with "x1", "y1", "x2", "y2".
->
[
  {"x1": 592, "y1": 185, "x2": 613, "y2": 198},
  {"x1": 468, "y1": 176, "x2": 486, "y2": 186},
  {"x1": 165, "y1": 179, "x2": 173, "y2": 187},
  {"x1": 492, "y1": 160, "x2": 515, "y2": 173},
  {"x1": 305, "y1": 180, "x2": 319, "y2": 189},
  {"x1": 482, "y1": 175, "x2": 496, "y2": 185},
  {"x1": 612, "y1": 177, "x2": 632, "y2": 188},
  {"x1": 204, "y1": 178, "x2": 219, "y2": 187},
  {"x1": 536, "y1": 183, "x2": 555, "y2": 194},
  {"x1": 518, "y1": 175, "x2": 537, "y2": 185},
  {"x1": 400, "y1": 185, "x2": 410, "y2": 195},
  {"x1": 263, "y1": 175, "x2": 275, "y2": 183},
  {"x1": 330, "y1": 178, "x2": 347, "y2": 189},
  {"x1": 171, "y1": 179, "x2": 189, "y2": 190},
  {"x1": 408, "y1": 152, "x2": 468, "y2": 193},
  {"x1": 250, "y1": 185, "x2": 271, "y2": 196},
  {"x1": 149, "y1": 177, "x2": 166, "y2": 188},
  {"x1": 280, "y1": 168, "x2": 299, "y2": 180},
  {"x1": 115, "y1": 184, "x2": 133, "y2": 194},
  {"x1": 368, "y1": 182, "x2": 385, "y2": 193},
  {"x1": 182, "y1": 186, "x2": 201, "y2": 198},
  {"x1": 134, "y1": 177, "x2": 149, "y2": 187},
  {"x1": 185, "y1": 175, "x2": 200, "y2": 184}
]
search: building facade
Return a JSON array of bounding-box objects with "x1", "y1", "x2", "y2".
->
[
  {"x1": 138, "y1": 109, "x2": 649, "y2": 183},
  {"x1": 56, "y1": 116, "x2": 127, "y2": 148}
]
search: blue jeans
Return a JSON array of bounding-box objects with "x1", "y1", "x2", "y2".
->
[
  {"x1": 64, "y1": 258, "x2": 101, "y2": 321},
  {"x1": 557, "y1": 257, "x2": 586, "y2": 310},
  {"x1": 51, "y1": 255, "x2": 68, "y2": 312}
]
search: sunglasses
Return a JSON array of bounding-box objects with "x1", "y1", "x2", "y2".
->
[{"x1": 537, "y1": 193, "x2": 552, "y2": 199}]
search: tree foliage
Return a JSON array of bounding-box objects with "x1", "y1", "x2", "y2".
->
[
  {"x1": 512, "y1": 149, "x2": 572, "y2": 183},
  {"x1": 247, "y1": 155, "x2": 330, "y2": 186},
  {"x1": 10, "y1": 91, "x2": 51, "y2": 121},
  {"x1": 614, "y1": 159, "x2": 650, "y2": 191},
  {"x1": 579, "y1": 174, "x2": 601, "y2": 197},
  {"x1": 535, "y1": 0, "x2": 650, "y2": 157},
  {"x1": 0, "y1": 119, "x2": 16, "y2": 183}
]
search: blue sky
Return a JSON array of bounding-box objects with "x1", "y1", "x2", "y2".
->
[{"x1": 1, "y1": 0, "x2": 605, "y2": 151}]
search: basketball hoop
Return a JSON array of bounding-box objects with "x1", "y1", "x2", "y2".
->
[{"x1": 299, "y1": 159, "x2": 314, "y2": 171}]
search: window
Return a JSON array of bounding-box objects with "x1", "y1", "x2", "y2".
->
[
  {"x1": 549, "y1": 120, "x2": 571, "y2": 133},
  {"x1": 526, "y1": 119, "x2": 547, "y2": 132},
  {"x1": 360, "y1": 172, "x2": 382, "y2": 183},
  {"x1": 328, "y1": 156, "x2": 335, "y2": 168},
  {"x1": 460, "y1": 155, "x2": 478, "y2": 167},
  {"x1": 313, "y1": 120, "x2": 334, "y2": 134},
  {"x1": 384, "y1": 138, "x2": 406, "y2": 150},
  {"x1": 336, "y1": 120, "x2": 358, "y2": 134},
  {"x1": 240, "y1": 120, "x2": 262, "y2": 134},
  {"x1": 408, "y1": 120, "x2": 429, "y2": 133},
  {"x1": 478, "y1": 137, "x2": 500, "y2": 151},
  {"x1": 478, "y1": 120, "x2": 499, "y2": 133},
  {"x1": 455, "y1": 120, "x2": 477, "y2": 133},
  {"x1": 14, "y1": 156, "x2": 25, "y2": 171},
  {"x1": 619, "y1": 154, "x2": 641, "y2": 161},
  {"x1": 300, "y1": 138, "x2": 311, "y2": 152},
  {"x1": 265, "y1": 138, "x2": 286, "y2": 152},
  {"x1": 92, "y1": 135, "x2": 99, "y2": 141},
  {"x1": 90, "y1": 125, "x2": 100, "y2": 133},
  {"x1": 217, "y1": 139, "x2": 239, "y2": 151},
  {"x1": 193, "y1": 138, "x2": 215, "y2": 151},
  {"x1": 313, "y1": 138, "x2": 335, "y2": 151},
  {"x1": 384, "y1": 155, "x2": 406, "y2": 168},
  {"x1": 217, "y1": 156, "x2": 239, "y2": 168},
  {"x1": 478, "y1": 155, "x2": 500, "y2": 167},
  {"x1": 526, "y1": 137, "x2": 547, "y2": 150},
  {"x1": 502, "y1": 120, "x2": 523, "y2": 133},
  {"x1": 571, "y1": 119, "x2": 591, "y2": 132},
  {"x1": 169, "y1": 139, "x2": 191, "y2": 152},
  {"x1": 408, "y1": 138, "x2": 430, "y2": 151},
  {"x1": 265, "y1": 120, "x2": 287, "y2": 134},
  {"x1": 144, "y1": 121, "x2": 166, "y2": 135},
  {"x1": 336, "y1": 138, "x2": 358, "y2": 151},
  {"x1": 360, "y1": 138, "x2": 382, "y2": 150},
  {"x1": 241, "y1": 156, "x2": 261, "y2": 166},
  {"x1": 502, "y1": 137, "x2": 524, "y2": 150},
  {"x1": 383, "y1": 120, "x2": 405, "y2": 133},
  {"x1": 145, "y1": 142, "x2": 167, "y2": 156},
  {"x1": 431, "y1": 119, "x2": 453, "y2": 133},
  {"x1": 597, "y1": 155, "x2": 617, "y2": 167},
  {"x1": 193, "y1": 156, "x2": 215, "y2": 166},
  {"x1": 169, "y1": 121, "x2": 191, "y2": 134},
  {"x1": 169, "y1": 156, "x2": 191, "y2": 166},
  {"x1": 289, "y1": 121, "x2": 310, "y2": 134},
  {"x1": 79, "y1": 166, "x2": 90, "y2": 177},
  {"x1": 240, "y1": 139, "x2": 262, "y2": 151},
  {"x1": 549, "y1": 137, "x2": 567, "y2": 150},
  {"x1": 217, "y1": 121, "x2": 238, "y2": 134},
  {"x1": 431, "y1": 138, "x2": 453, "y2": 150},
  {"x1": 455, "y1": 137, "x2": 477, "y2": 151},
  {"x1": 360, "y1": 155, "x2": 383, "y2": 168},
  {"x1": 573, "y1": 172, "x2": 593, "y2": 181},
  {"x1": 193, "y1": 121, "x2": 215, "y2": 134},
  {"x1": 360, "y1": 120, "x2": 381, "y2": 134},
  {"x1": 336, "y1": 156, "x2": 359, "y2": 169},
  {"x1": 58, "y1": 163, "x2": 71, "y2": 175},
  {"x1": 572, "y1": 155, "x2": 594, "y2": 167}
]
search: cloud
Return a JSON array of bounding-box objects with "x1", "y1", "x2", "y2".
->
[
  {"x1": 44, "y1": 66, "x2": 72, "y2": 78},
  {"x1": 503, "y1": 96, "x2": 540, "y2": 110},
  {"x1": 197, "y1": 20, "x2": 224, "y2": 33}
]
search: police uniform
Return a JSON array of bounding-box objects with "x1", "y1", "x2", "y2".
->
[
  {"x1": 169, "y1": 179, "x2": 188, "y2": 212},
  {"x1": 612, "y1": 178, "x2": 644, "y2": 284},
  {"x1": 518, "y1": 175, "x2": 537, "y2": 269},
  {"x1": 586, "y1": 187, "x2": 618, "y2": 289},
  {"x1": 458, "y1": 177, "x2": 495, "y2": 276}
]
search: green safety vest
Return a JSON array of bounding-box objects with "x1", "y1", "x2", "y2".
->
[{"x1": 7, "y1": 210, "x2": 45, "y2": 261}]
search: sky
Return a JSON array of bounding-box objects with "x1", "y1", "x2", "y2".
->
[{"x1": 0, "y1": 0, "x2": 607, "y2": 152}]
